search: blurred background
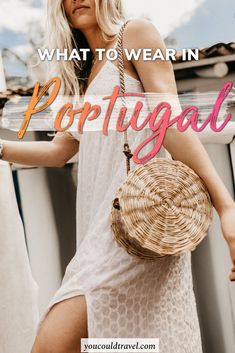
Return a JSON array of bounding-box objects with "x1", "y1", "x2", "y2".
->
[{"x1": 0, "y1": 1, "x2": 235, "y2": 353}]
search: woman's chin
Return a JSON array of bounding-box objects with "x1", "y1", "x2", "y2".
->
[{"x1": 71, "y1": 17, "x2": 97, "y2": 30}]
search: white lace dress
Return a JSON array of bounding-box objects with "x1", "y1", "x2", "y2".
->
[{"x1": 39, "y1": 60, "x2": 203, "y2": 353}]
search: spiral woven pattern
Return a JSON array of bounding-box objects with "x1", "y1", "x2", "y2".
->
[{"x1": 111, "y1": 158, "x2": 213, "y2": 260}]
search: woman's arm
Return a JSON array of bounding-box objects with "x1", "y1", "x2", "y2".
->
[
  {"x1": 0, "y1": 132, "x2": 79, "y2": 168},
  {"x1": 124, "y1": 19, "x2": 235, "y2": 280}
]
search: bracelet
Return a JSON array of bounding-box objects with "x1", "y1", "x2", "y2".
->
[{"x1": 0, "y1": 140, "x2": 4, "y2": 160}]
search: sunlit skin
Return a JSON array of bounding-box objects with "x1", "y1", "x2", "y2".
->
[{"x1": 1, "y1": 2, "x2": 235, "y2": 353}]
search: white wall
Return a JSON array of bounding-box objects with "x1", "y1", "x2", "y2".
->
[{"x1": 192, "y1": 143, "x2": 235, "y2": 353}]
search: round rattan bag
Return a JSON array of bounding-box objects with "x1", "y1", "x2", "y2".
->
[{"x1": 111, "y1": 158, "x2": 213, "y2": 260}]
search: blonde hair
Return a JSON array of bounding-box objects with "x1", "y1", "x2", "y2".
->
[{"x1": 44, "y1": 0, "x2": 125, "y2": 96}]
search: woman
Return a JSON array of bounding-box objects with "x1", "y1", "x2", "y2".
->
[{"x1": 1, "y1": 1, "x2": 235, "y2": 352}]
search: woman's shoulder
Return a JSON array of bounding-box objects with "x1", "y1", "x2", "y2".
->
[
  {"x1": 123, "y1": 18, "x2": 163, "y2": 49},
  {"x1": 125, "y1": 18, "x2": 156, "y2": 33}
]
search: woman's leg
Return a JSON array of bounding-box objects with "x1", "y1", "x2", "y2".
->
[{"x1": 31, "y1": 295, "x2": 88, "y2": 353}]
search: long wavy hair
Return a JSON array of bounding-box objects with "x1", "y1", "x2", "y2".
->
[{"x1": 44, "y1": 0, "x2": 125, "y2": 96}]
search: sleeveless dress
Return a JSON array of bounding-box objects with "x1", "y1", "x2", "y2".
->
[{"x1": 38, "y1": 60, "x2": 203, "y2": 353}]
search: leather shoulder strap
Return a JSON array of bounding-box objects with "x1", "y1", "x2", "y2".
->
[
  {"x1": 117, "y1": 21, "x2": 130, "y2": 95},
  {"x1": 116, "y1": 21, "x2": 133, "y2": 174}
]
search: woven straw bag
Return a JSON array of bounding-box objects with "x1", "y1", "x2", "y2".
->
[{"x1": 110, "y1": 22, "x2": 213, "y2": 260}]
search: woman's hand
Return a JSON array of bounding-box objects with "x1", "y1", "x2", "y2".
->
[{"x1": 220, "y1": 205, "x2": 235, "y2": 281}]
